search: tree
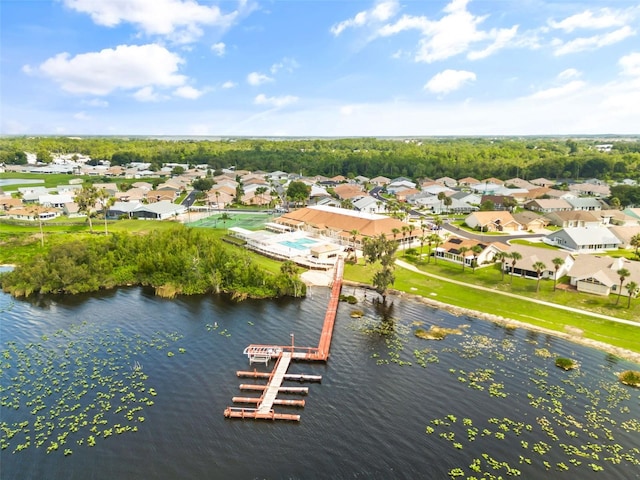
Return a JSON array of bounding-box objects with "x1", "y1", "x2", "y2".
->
[
  {"x1": 97, "y1": 189, "x2": 113, "y2": 235},
  {"x1": 495, "y1": 252, "x2": 509, "y2": 281},
  {"x1": 171, "y1": 165, "x2": 185, "y2": 175},
  {"x1": 430, "y1": 234, "x2": 442, "y2": 264},
  {"x1": 192, "y1": 178, "x2": 213, "y2": 192},
  {"x1": 391, "y1": 228, "x2": 400, "y2": 244},
  {"x1": 255, "y1": 186, "x2": 268, "y2": 205},
  {"x1": 533, "y1": 261, "x2": 546, "y2": 293},
  {"x1": 551, "y1": 257, "x2": 564, "y2": 291},
  {"x1": 443, "y1": 195, "x2": 453, "y2": 213},
  {"x1": 479, "y1": 200, "x2": 495, "y2": 211},
  {"x1": 401, "y1": 225, "x2": 411, "y2": 248},
  {"x1": 437, "y1": 191, "x2": 446, "y2": 213},
  {"x1": 373, "y1": 266, "x2": 395, "y2": 305},
  {"x1": 509, "y1": 251, "x2": 522, "y2": 284},
  {"x1": 349, "y1": 229, "x2": 359, "y2": 263},
  {"x1": 286, "y1": 181, "x2": 311, "y2": 207},
  {"x1": 471, "y1": 245, "x2": 483, "y2": 273},
  {"x1": 458, "y1": 246, "x2": 469, "y2": 271},
  {"x1": 625, "y1": 281, "x2": 639, "y2": 308},
  {"x1": 630, "y1": 234, "x2": 640, "y2": 260},
  {"x1": 76, "y1": 185, "x2": 98, "y2": 233},
  {"x1": 616, "y1": 268, "x2": 630, "y2": 305},
  {"x1": 36, "y1": 150, "x2": 52, "y2": 164}
]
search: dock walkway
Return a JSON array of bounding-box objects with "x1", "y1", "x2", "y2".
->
[
  {"x1": 224, "y1": 257, "x2": 344, "y2": 421},
  {"x1": 257, "y1": 352, "x2": 292, "y2": 413}
]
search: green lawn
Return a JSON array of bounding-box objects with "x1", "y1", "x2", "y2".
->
[{"x1": 344, "y1": 256, "x2": 640, "y2": 354}]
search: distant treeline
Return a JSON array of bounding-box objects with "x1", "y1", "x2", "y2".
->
[
  {"x1": 1, "y1": 136, "x2": 639, "y2": 181},
  {"x1": 0, "y1": 228, "x2": 306, "y2": 300}
]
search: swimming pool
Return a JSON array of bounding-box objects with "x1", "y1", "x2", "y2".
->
[{"x1": 279, "y1": 238, "x2": 319, "y2": 250}]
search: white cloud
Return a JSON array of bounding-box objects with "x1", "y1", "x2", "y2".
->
[
  {"x1": 221, "y1": 80, "x2": 237, "y2": 89},
  {"x1": 37, "y1": 44, "x2": 187, "y2": 95},
  {"x1": 330, "y1": 0, "x2": 399, "y2": 36},
  {"x1": 247, "y1": 72, "x2": 273, "y2": 86},
  {"x1": 549, "y1": 8, "x2": 633, "y2": 33},
  {"x1": 254, "y1": 94, "x2": 298, "y2": 108},
  {"x1": 557, "y1": 68, "x2": 581, "y2": 80},
  {"x1": 527, "y1": 80, "x2": 586, "y2": 100},
  {"x1": 619, "y1": 52, "x2": 640, "y2": 77},
  {"x1": 270, "y1": 57, "x2": 299, "y2": 74},
  {"x1": 63, "y1": 0, "x2": 248, "y2": 44},
  {"x1": 424, "y1": 69, "x2": 476, "y2": 94},
  {"x1": 553, "y1": 26, "x2": 635, "y2": 56},
  {"x1": 173, "y1": 85, "x2": 204, "y2": 99},
  {"x1": 374, "y1": 0, "x2": 518, "y2": 63},
  {"x1": 73, "y1": 111, "x2": 91, "y2": 120},
  {"x1": 83, "y1": 98, "x2": 109, "y2": 107},
  {"x1": 133, "y1": 86, "x2": 162, "y2": 102},
  {"x1": 211, "y1": 42, "x2": 226, "y2": 56}
]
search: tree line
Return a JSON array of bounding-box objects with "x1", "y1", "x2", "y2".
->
[
  {"x1": 1, "y1": 136, "x2": 639, "y2": 182},
  {"x1": 0, "y1": 227, "x2": 306, "y2": 300}
]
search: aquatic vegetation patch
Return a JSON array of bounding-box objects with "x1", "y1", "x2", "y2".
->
[
  {"x1": 555, "y1": 357, "x2": 579, "y2": 371},
  {"x1": 0, "y1": 323, "x2": 182, "y2": 455},
  {"x1": 414, "y1": 325, "x2": 463, "y2": 341},
  {"x1": 618, "y1": 370, "x2": 640, "y2": 387}
]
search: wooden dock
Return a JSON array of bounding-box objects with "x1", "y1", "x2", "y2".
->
[{"x1": 224, "y1": 257, "x2": 344, "y2": 421}]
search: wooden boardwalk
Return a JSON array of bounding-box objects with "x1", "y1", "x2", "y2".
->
[{"x1": 224, "y1": 257, "x2": 344, "y2": 421}]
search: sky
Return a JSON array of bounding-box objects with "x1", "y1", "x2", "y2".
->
[{"x1": 1, "y1": 0, "x2": 640, "y2": 137}]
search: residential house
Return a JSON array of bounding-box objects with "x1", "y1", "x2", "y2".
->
[
  {"x1": 464, "y1": 211, "x2": 522, "y2": 232},
  {"x1": 569, "y1": 183, "x2": 610, "y2": 197},
  {"x1": 525, "y1": 198, "x2": 572, "y2": 213},
  {"x1": 566, "y1": 197, "x2": 602, "y2": 211},
  {"x1": 511, "y1": 211, "x2": 549, "y2": 231},
  {"x1": 480, "y1": 195, "x2": 516, "y2": 211},
  {"x1": 354, "y1": 175, "x2": 370, "y2": 184},
  {"x1": 600, "y1": 210, "x2": 639, "y2": 226},
  {"x1": 530, "y1": 178, "x2": 556, "y2": 187},
  {"x1": 6, "y1": 206, "x2": 58, "y2": 221},
  {"x1": 353, "y1": 195, "x2": 385, "y2": 214},
  {"x1": 543, "y1": 227, "x2": 621, "y2": 253},
  {"x1": 504, "y1": 178, "x2": 536, "y2": 189},
  {"x1": 92, "y1": 183, "x2": 120, "y2": 196},
  {"x1": 567, "y1": 256, "x2": 640, "y2": 296},
  {"x1": 450, "y1": 191, "x2": 481, "y2": 206},
  {"x1": 623, "y1": 208, "x2": 640, "y2": 221},
  {"x1": 370, "y1": 176, "x2": 391, "y2": 187},
  {"x1": 608, "y1": 225, "x2": 640, "y2": 249},
  {"x1": 333, "y1": 183, "x2": 364, "y2": 200},
  {"x1": 470, "y1": 182, "x2": 502, "y2": 194},
  {"x1": 435, "y1": 236, "x2": 507, "y2": 268},
  {"x1": 395, "y1": 188, "x2": 421, "y2": 202},
  {"x1": 38, "y1": 194, "x2": 74, "y2": 208},
  {"x1": 435, "y1": 176, "x2": 457, "y2": 188},
  {"x1": 503, "y1": 244, "x2": 574, "y2": 280},
  {"x1": 482, "y1": 177, "x2": 504, "y2": 185},
  {"x1": 458, "y1": 177, "x2": 480, "y2": 187},
  {"x1": 545, "y1": 210, "x2": 601, "y2": 228}
]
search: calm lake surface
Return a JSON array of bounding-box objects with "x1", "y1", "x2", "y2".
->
[{"x1": 1, "y1": 286, "x2": 638, "y2": 480}]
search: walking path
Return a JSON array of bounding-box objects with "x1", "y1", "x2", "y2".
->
[{"x1": 395, "y1": 260, "x2": 639, "y2": 327}]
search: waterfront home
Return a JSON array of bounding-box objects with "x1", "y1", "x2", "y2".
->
[
  {"x1": 435, "y1": 237, "x2": 507, "y2": 268},
  {"x1": 503, "y1": 244, "x2": 575, "y2": 280},
  {"x1": 567, "y1": 256, "x2": 640, "y2": 296}
]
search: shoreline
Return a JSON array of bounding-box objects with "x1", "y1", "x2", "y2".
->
[{"x1": 339, "y1": 280, "x2": 640, "y2": 365}]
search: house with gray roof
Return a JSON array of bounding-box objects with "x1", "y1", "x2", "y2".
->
[
  {"x1": 566, "y1": 197, "x2": 603, "y2": 211},
  {"x1": 543, "y1": 227, "x2": 621, "y2": 253}
]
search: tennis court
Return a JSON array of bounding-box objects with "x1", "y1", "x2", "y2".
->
[{"x1": 189, "y1": 212, "x2": 276, "y2": 230}]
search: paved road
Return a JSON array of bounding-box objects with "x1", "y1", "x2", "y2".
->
[{"x1": 395, "y1": 259, "x2": 639, "y2": 327}]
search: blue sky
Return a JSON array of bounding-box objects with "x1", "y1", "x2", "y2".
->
[{"x1": 1, "y1": 0, "x2": 639, "y2": 136}]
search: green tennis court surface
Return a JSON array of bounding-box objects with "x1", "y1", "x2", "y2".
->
[{"x1": 190, "y1": 212, "x2": 275, "y2": 230}]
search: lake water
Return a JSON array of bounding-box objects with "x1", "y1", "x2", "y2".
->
[{"x1": 0, "y1": 286, "x2": 638, "y2": 480}]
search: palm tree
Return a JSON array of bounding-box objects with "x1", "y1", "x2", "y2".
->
[
  {"x1": 533, "y1": 261, "x2": 546, "y2": 293},
  {"x1": 495, "y1": 252, "x2": 510, "y2": 281},
  {"x1": 349, "y1": 229, "x2": 359, "y2": 263},
  {"x1": 625, "y1": 281, "x2": 639, "y2": 308},
  {"x1": 630, "y1": 233, "x2": 640, "y2": 260},
  {"x1": 401, "y1": 225, "x2": 411, "y2": 248},
  {"x1": 255, "y1": 186, "x2": 268, "y2": 205},
  {"x1": 616, "y1": 268, "x2": 630, "y2": 305},
  {"x1": 509, "y1": 251, "x2": 522, "y2": 285},
  {"x1": 419, "y1": 235, "x2": 426, "y2": 260},
  {"x1": 437, "y1": 191, "x2": 446, "y2": 213},
  {"x1": 458, "y1": 246, "x2": 469, "y2": 271},
  {"x1": 430, "y1": 234, "x2": 442, "y2": 264},
  {"x1": 443, "y1": 195, "x2": 452, "y2": 214},
  {"x1": 391, "y1": 228, "x2": 400, "y2": 244},
  {"x1": 551, "y1": 257, "x2": 565, "y2": 291},
  {"x1": 471, "y1": 245, "x2": 483, "y2": 273},
  {"x1": 76, "y1": 185, "x2": 98, "y2": 233}
]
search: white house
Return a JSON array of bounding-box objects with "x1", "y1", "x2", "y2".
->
[{"x1": 544, "y1": 227, "x2": 621, "y2": 253}]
